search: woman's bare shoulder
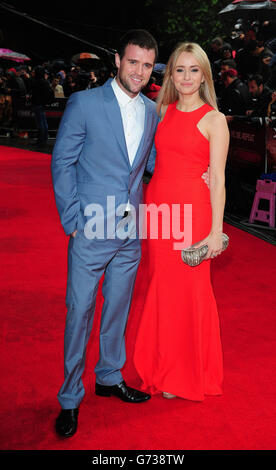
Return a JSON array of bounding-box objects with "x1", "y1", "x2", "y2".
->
[
  {"x1": 205, "y1": 109, "x2": 228, "y2": 134},
  {"x1": 206, "y1": 109, "x2": 226, "y2": 123}
]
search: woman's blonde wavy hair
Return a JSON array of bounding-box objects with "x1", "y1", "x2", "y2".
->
[{"x1": 156, "y1": 42, "x2": 218, "y2": 114}]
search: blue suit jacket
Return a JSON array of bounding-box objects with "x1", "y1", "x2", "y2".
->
[{"x1": 51, "y1": 78, "x2": 158, "y2": 237}]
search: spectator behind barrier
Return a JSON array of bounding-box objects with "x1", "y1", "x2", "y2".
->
[
  {"x1": 85, "y1": 70, "x2": 100, "y2": 89},
  {"x1": 220, "y1": 59, "x2": 237, "y2": 74},
  {"x1": 31, "y1": 66, "x2": 54, "y2": 106},
  {"x1": 247, "y1": 74, "x2": 273, "y2": 117},
  {"x1": 235, "y1": 39, "x2": 273, "y2": 82},
  {"x1": 0, "y1": 71, "x2": 12, "y2": 126},
  {"x1": 207, "y1": 37, "x2": 224, "y2": 64},
  {"x1": 5, "y1": 68, "x2": 26, "y2": 130},
  {"x1": 63, "y1": 73, "x2": 79, "y2": 97},
  {"x1": 213, "y1": 43, "x2": 235, "y2": 85},
  {"x1": 221, "y1": 73, "x2": 275, "y2": 126},
  {"x1": 214, "y1": 58, "x2": 237, "y2": 95},
  {"x1": 267, "y1": 90, "x2": 276, "y2": 119},
  {"x1": 219, "y1": 68, "x2": 250, "y2": 121},
  {"x1": 51, "y1": 75, "x2": 65, "y2": 98},
  {"x1": 266, "y1": 53, "x2": 276, "y2": 91},
  {"x1": 30, "y1": 65, "x2": 55, "y2": 145}
]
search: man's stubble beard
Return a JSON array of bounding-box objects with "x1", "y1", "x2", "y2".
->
[{"x1": 117, "y1": 72, "x2": 144, "y2": 97}]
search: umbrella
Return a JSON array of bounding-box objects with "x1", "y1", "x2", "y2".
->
[
  {"x1": 154, "y1": 63, "x2": 166, "y2": 73},
  {"x1": 0, "y1": 48, "x2": 31, "y2": 62},
  {"x1": 71, "y1": 52, "x2": 100, "y2": 64},
  {"x1": 219, "y1": 0, "x2": 276, "y2": 18}
]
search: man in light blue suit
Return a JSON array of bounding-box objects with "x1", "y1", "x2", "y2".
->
[{"x1": 52, "y1": 30, "x2": 159, "y2": 437}]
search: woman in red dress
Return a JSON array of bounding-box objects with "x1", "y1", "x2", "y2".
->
[{"x1": 134, "y1": 43, "x2": 229, "y2": 401}]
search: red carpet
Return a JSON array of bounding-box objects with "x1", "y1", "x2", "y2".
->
[{"x1": 0, "y1": 145, "x2": 276, "y2": 450}]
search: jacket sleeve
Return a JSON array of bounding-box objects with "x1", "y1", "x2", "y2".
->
[
  {"x1": 145, "y1": 105, "x2": 158, "y2": 175},
  {"x1": 145, "y1": 140, "x2": 157, "y2": 175},
  {"x1": 51, "y1": 92, "x2": 86, "y2": 235}
]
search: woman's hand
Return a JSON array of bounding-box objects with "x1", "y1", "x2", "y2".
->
[
  {"x1": 70, "y1": 230, "x2": 77, "y2": 238},
  {"x1": 201, "y1": 166, "x2": 210, "y2": 188},
  {"x1": 193, "y1": 231, "x2": 223, "y2": 260}
]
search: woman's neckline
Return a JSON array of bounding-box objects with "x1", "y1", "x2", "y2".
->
[{"x1": 175, "y1": 102, "x2": 207, "y2": 113}]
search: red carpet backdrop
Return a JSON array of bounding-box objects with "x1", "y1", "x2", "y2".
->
[{"x1": 0, "y1": 145, "x2": 276, "y2": 450}]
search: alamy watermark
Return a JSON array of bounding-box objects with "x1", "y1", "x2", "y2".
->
[{"x1": 82, "y1": 196, "x2": 193, "y2": 250}]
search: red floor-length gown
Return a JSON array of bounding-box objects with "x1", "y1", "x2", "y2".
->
[{"x1": 133, "y1": 102, "x2": 223, "y2": 401}]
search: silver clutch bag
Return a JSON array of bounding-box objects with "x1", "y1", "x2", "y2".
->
[{"x1": 181, "y1": 233, "x2": 229, "y2": 267}]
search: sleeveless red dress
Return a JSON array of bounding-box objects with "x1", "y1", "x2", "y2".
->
[{"x1": 133, "y1": 102, "x2": 223, "y2": 401}]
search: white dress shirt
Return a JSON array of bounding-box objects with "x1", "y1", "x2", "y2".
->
[
  {"x1": 111, "y1": 78, "x2": 145, "y2": 166},
  {"x1": 111, "y1": 78, "x2": 145, "y2": 212}
]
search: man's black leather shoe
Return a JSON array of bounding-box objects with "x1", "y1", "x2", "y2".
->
[
  {"x1": 55, "y1": 408, "x2": 79, "y2": 438},
  {"x1": 95, "y1": 380, "x2": 151, "y2": 403}
]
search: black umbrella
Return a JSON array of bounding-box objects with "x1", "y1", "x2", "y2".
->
[{"x1": 219, "y1": 0, "x2": 276, "y2": 19}]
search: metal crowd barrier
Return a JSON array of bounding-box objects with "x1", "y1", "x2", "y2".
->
[
  {"x1": 1, "y1": 97, "x2": 276, "y2": 175},
  {"x1": 0, "y1": 96, "x2": 68, "y2": 138},
  {"x1": 225, "y1": 120, "x2": 276, "y2": 216}
]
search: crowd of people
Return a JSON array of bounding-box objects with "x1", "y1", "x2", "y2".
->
[
  {"x1": 0, "y1": 18, "x2": 276, "y2": 144},
  {"x1": 0, "y1": 60, "x2": 116, "y2": 143},
  {"x1": 207, "y1": 20, "x2": 276, "y2": 123}
]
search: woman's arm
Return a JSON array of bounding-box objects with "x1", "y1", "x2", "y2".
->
[
  {"x1": 209, "y1": 112, "x2": 229, "y2": 225},
  {"x1": 196, "y1": 111, "x2": 229, "y2": 259}
]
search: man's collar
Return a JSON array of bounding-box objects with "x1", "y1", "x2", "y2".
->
[{"x1": 111, "y1": 77, "x2": 143, "y2": 106}]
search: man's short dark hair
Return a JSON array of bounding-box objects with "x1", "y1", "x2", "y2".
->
[
  {"x1": 221, "y1": 43, "x2": 232, "y2": 53},
  {"x1": 221, "y1": 68, "x2": 238, "y2": 81},
  {"x1": 117, "y1": 29, "x2": 158, "y2": 62},
  {"x1": 248, "y1": 74, "x2": 264, "y2": 87},
  {"x1": 211, "y1": 37, "x2": 223, "y2": 47},
  {"x1": 221, "y1": 59, "x2": 237, "y2": 69}
]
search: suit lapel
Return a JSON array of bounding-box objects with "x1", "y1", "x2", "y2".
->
[
  {"x1": 131, "y1": 95, "x2": 152, "y2": 169},
  {"x1": 102, "y1": 80, "x2": 155, "y2": 171},
  {"x1": 102, "y1": 79, "x2": 130, "y2": 169}
]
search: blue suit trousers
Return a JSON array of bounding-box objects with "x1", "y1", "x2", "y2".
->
[{"x1": 57, "y1": 229, "x2": 141, "y2": 409}]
